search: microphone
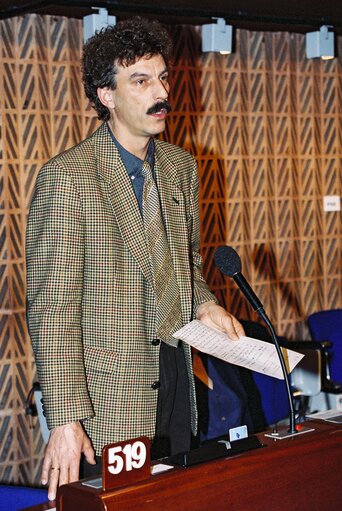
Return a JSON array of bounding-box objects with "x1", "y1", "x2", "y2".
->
[
  {"x1": 214, "y1": 246, "x2": 264, "y2": 313},
  {"x1": 214, "y1": 245, "x2": 297, "y2": 435}
]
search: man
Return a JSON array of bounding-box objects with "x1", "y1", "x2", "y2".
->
[{"x1": 26, "y1": 17, "x2": 244, "y2": 501}]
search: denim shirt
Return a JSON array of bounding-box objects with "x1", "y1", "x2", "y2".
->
[{"x1": 107, "y1": 124, "x2": 155, "y2": 213}]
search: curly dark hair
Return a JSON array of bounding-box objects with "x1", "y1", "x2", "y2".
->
[{"x1": 82, "y1": 17, "x2": 172, "y2": 121}]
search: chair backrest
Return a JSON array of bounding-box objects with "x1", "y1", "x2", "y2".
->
[
  {"x1": 308, "y1": 309, "x2": 342, "y2": 382},
  {"x1": 34, "y1": 386, "x2": 50, "y2": 443},
  {"x1": 251, "y1": 371, "x2": 289, "y2": 426},
  {"x1": 0, "y1": 485, "x2": 48, "y2": 511},
  {"x1": 197, "y1": 354, "x2": 255, "y2": 441},
  {"x1": 290, "y1": 349, "x2": 321, "y2": 396},
  {"x1": 240, "y1": 320, "x2": 290, "y2": 427}
]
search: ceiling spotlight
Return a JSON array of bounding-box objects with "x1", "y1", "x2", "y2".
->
[
  {"x1": 83, "y1": 8, "x2": 116, "y2": 43},
  {"x1": 202, "y1": 17, "x2": 233, "y2": 55},
  {"x1": 305, "y1": 25, "x2": 335, "y2": 60}
]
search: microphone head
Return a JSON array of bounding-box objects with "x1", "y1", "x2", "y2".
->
[{"x1": 214, "y1": 245, "x2": 242, "y2": 276}]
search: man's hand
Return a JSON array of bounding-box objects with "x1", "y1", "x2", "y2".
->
[
  {"x1": 41, "y1": 421, "x2": 96, "y2": 501},
  {"x1": 196, "y1": 301, "x2": 245, "y2": 340}
]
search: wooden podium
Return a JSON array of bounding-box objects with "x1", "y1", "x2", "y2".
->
[{"x1": 23, "y1": 420, "x2": 342, "y2": 511}]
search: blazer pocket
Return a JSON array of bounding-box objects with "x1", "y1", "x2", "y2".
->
[{"x1": 83, "y1": 345, "x2": 118, "y2": 374}]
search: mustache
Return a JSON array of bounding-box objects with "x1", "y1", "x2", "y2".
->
[{"x1": 146, "y1": 101, "x2": 171, "y2": 115}]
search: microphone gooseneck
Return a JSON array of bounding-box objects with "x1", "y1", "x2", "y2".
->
[{"x1": 214, "y1": 245, "x2": 296, "y2": 434}]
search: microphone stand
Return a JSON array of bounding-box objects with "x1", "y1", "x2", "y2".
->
[
  {"x1": 258, "y1": 309, "x2": 296, "y2": 434},
  {"x1": 257, "y1": 308, "x2": 314, "y2": 439},
  {"x1": 215, "y1": 245, "x2": 314, "y2": 439},
  {"x1": 232, "y1": 271, "x2": 296, "y2": 432}
]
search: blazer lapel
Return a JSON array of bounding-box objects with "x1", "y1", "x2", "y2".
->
[
  {"x1": 154, "y1": 141, "x2": 191, "y2": 321},
  {"x1": 94, "y1": 124, "x2": 153, "y2": 285}
]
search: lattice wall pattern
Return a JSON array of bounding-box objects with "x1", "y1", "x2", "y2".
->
[{"x1": 0, "y1": 15, "x2": 341, "y2": 485}]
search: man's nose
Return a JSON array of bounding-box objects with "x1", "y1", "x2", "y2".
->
[{"x1": 153, "y1": 79, "x2": 169, "y2": 101}]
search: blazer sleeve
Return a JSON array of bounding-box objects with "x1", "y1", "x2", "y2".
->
[
  {"x1": 26, "y1": 161, "x2": 94, "y2": 429},
  {"x1": 188, "y1": 157, "x2": 219, "y2": 317}
]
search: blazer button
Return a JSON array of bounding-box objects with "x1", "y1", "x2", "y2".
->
[
  {"x1": 151, "y1": 381, "x2": 161, "y2": 390},
  {"x1": 151, "y1": 339, "x2": 160, "y2": 346}
]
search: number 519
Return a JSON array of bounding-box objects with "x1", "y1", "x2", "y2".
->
[{"x1": 107, "y1": 440, "x2": 147, "y2": 475}]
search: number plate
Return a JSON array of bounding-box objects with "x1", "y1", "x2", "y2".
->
[{"x1": 102, "y1": 436, "x2": 151, "y2": 491}]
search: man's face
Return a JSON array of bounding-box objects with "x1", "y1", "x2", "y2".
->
[{"x1": 103, "y1": 54, "x2": 170, "y2": 147}]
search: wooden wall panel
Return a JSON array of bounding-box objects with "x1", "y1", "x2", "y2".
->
[
  {"x1": 0, "y1": 15, "x2": 341, "y2": 485},
  {"x1": 0, "y1": 14, "x2": 93, "y2": 486}
]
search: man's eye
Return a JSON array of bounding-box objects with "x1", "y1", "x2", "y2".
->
[{"x1": 136, "y1": 79, "x2": 145, "y2": 85}]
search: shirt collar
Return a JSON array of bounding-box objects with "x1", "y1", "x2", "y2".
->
[{"x1": 107, "y1": 123, "x2": 155, "y2": 177}]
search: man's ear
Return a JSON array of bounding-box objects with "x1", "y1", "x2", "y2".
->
[{"x1": 97, "y1": 87, "x2": 115, "y2": 109}]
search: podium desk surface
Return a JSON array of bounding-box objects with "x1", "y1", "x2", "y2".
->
[{"x1": 22, "y1": 420, "x2": 342, "y2": 511}]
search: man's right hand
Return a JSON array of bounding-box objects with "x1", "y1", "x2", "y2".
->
[{"x1": 41, "y1": 421, "x2": 96, "y2": 501}]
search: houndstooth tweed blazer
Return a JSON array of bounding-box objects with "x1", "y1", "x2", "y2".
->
[{"x1": 26, "y1": 122, "x2": 216, "y2": 455}]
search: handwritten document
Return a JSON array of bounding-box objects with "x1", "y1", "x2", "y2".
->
[{"x1": 173, "y1": 320, "x2": 304, "y2": 380}]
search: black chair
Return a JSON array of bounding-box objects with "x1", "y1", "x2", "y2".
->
[{"x1": 308, "y1": 309, "x2": 342, "y2": 388}]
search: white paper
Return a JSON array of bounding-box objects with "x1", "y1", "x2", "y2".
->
[
  {"x1": 306, "y1": 409, "x2": 342, "y2": 423},
  {"x1": 151, "y1": 463, "x2": 174, "y2": 474},
  {"x1": 173, "y1": 320, "x2": 304, "y2": 380}
]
